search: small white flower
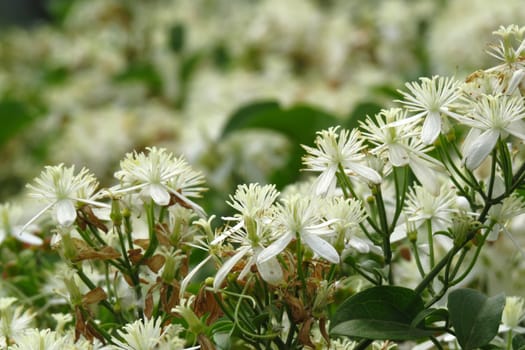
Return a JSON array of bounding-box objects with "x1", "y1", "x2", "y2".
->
[
  {"x1": 459, "y1": 94, "x2": 525, "y2": 170},
  {"x1": 258, "y1": 195, "x2": 339, "y2": 264},
  {"x1": 0, "y1": 297, "x2": 34, "y2": 342},
  {"x1": 487, "y1": 25, "x2": 525, "y2": 68},
  {"x1": 25, "y1": 164, "x2": 105, "y2": 228},
  {"x1": 302, "y1": 126, "x2": 381, "y2": 196},
  {"x1": 502, "y1": 296, "x2": 525, "y2": 329},
  {"x1": 213, "y1": 183, "x2": 283, "y2": 289},
  {"x1": 360, "y1": 108, "x2": 418, "y2": 167},
  {"x1": 394, "y1": 75, "x2": 463, "y2": 145},
  {"x1": 114, "y1": 147, "x2": 206, "y2": 216},
  {"x1": 0, "y1": 203, "x2": 42, "y2": 246},
  {"x1": 113, "y1": 317, "x2": 170, "y2": 350},
  {"x1": 9, "y1": 328, "x2": 66, "y2": 350}
]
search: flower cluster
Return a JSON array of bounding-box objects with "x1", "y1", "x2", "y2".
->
[{"x1": 2, "y1": 24, "x2": 525, "y2": 350}]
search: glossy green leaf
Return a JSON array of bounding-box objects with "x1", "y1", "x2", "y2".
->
[
  {"x1": 330, "y1": 286, "x2": 434, "y2": 340},
  {"x1": 448, "y1": 289, "x2": 505, "y2": 350}
]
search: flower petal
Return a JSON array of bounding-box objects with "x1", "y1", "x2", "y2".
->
[
  {"x1": 149, "y1": 184, "x2": 170, "y2": 206},
  {"x1": 464, "y1": 129, "x2": 499, "y2": 170},
  {"x1": 256, "y1": 256, "x2": 284, "y2": 285},
  {"x1": 346, "y1": 163, "x2": 382, "y2": 184},
  {"x1": 214, "y1": 246, "x2": 250, "y2": 290},
  {"x1": 389, "y1": 145, "x2": 409, "y2": 167},
  {"x1": 409, "y1": 157, "x2": 442, "y2": 196},
  {"x1": 301, "y1": 233, "x2": 340, "y2": 264},
  {"x1": 314, "y1": 166, "x2": 337, "y2": 196},
  {"x1": 16, "y1": 229, "x2": 43, "y2": 246},
  {"x1": 55, "y1": 199, "x2": 77, "y2": 226},
  {"x1": 257, "y1": 232, "x2": 293, "y2": 264},
  {"x1": 421, "y1": 111, "x2": 441, "y2": 144}
]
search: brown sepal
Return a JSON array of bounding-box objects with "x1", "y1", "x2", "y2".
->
[
  {"x1": 194, "y1": 285, "x2": 223, "y2": 325},
  {"x1": 82, "y1": 287, "x2": 107, "y2": 305},
  {"x1": 298, "y1": 317, "x2": 315, "y2": 349},
  {"x1": 145, "y1": 254, "x2": 166, "y2": 273},
  {"x1": 71, "y1": 239, "x2": 121, "y2": 262}
]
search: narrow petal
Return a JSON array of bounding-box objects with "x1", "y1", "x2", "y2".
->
[
  {"x1": 461, "y1": 128, "x2": 481, "y2": 157},
  {"x1": 507, "y1": 120, "x2": 525, "y2": 141},
  {"x1": 149, "y1": 184, "x2": 170, "y2": 206},
  {"x1": 301, "y1": 233, "x2": 340, "y2": 264},
  {"x1": 409, "y1": 157, "x2": 442, "y2": 196},
  {"x1": 421, "y1": 111, "x2": 441, "y2": 144},
  {"x1": 346, "y1": 163, "x2": 382, "y2": 184},
  {"x1": 180, "y1": 255, "x2": 212, "y2": 298},
  {"x1": 170, "y1": 189, "x2": 207, "y2": 218},
  {"x1": 257, "y1": 232, "x2": 293, "y2": 264},
  {"x1": 464, "y1": 129, "x2": 499, "y2": 170},
  {"x1": 256, "y1": 256, "x2": 284, "y2": 285},
  {"x1": 314, "y1": 166, "x2": 337, "y2": 196},
  {"x1": 214, "y1": 247, "x2": 250, "y2": 290},
  {"x1": 211, "y1": 221, "x2": 244, "y2": 245},
  {"x1": 389, "y1": 145, "x2": 409, "y2": 166},
  {"x1": 55, "y1": 199, "x2": 77, "y2": 226},
  {"x1": 16, "y1": 229, "x2": 43, "y2": 246}
]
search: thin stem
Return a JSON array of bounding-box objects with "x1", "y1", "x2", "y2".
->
[
  {"x1": 411, "y1": 240, "x2": 426, "y2": 279},
  {"x1": 426, "y1": 220, "x2": 435, "y2": 269}
]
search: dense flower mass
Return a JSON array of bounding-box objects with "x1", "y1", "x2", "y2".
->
[{"x1": 2, "y1": 5, "x2": 525, "y2": 349}]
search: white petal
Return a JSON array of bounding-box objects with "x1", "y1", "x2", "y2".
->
[
  {"x1": 389, "y1": 145, "x2": 409, "y2": 167},
  {"x1": 409, "y1": 157, "x2": 442, "y2": 196},
  {"x1": 461, "y1": 128, "x2": 481, "y2": 157},
  {"x1": 507, "y1": 69, "x2": 525, "y2": 95},
  {"x1": 346, "y1": 163, "x2": 382, "y2": 184},
  {"x1": 15, "y1": 229, "x2": 43, "y2": 246},
  {"x1": 0, "y1": 229, "x2": 5, "y2": 244},
  {"x1": 214, "y1": 247, "x2": 250, "y2": 290},
  {"x1": 302, "y1": 233, "x2": 340, "y2": 264},
  {"x1": 149, "y1": 184, "x2": 170, "y2": 206},
  {"x1": 256, "y1": 256, "x2": 284, "y2": 285},
  {"x1": 347, "y1": 237, "x2": 371, "y2": 253},
  {"x1": 55, "y1": 199, "x2": 77, "y2": 226},
  {"x1": 180, "y1": 255, "x2": 212, "y2": 298},
  {"x1": 211, "y1": 221, "x2": 244, "y2": 245},
  {"x1": 507, "y1": 120, "x2": 525, "y2": 141},
  {"x1": 257, "y1": 232, "x2": 293, "y2": 264},
  {"x1": 464, "y1": 129, "x2": 499, "y2": 170},
  {"x1": 170, "y1": 189, "x2": 207, "y2": 218},
  {"x1": 314, "y1": 166, "x2": 337, "y2": 196},
  {"x1": 421, "y1": 111, "x2": 441, "y2": 144}
]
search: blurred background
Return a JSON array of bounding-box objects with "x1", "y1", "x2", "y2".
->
[{"x1": 0, "y1": 0, "x2": 523, "y2": 210}]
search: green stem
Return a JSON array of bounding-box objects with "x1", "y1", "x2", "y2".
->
[{"x1": 427, "y1": 220, "x2": 435, "y2": 269}]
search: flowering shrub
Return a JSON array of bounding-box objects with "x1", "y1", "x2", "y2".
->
[{"x1": 2, "y1": 23, "x2": 525, "y2": 350}]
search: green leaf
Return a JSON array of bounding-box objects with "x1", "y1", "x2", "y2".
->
[
  {"x1": 330, "y1": 286, "x2": 434, "y2": 340},
  {"x1": 221, "y1": 101, "x2": 339, "y2": 187},
  {"x1": 345, "y1": 101, "x2": 382, "y2": 131},
  {"x1": 512, "y1": 334, "x2": 525, "y2": 350},
  {"x1": 448, "y1": 289, "x2": 505, "y2": 350},
  {"x1": 0, "y1": 99, "x2": 41, "y2": 147},
  {"x1": 169, "y1": 23, "x2": 185, "y2": 53},
  {"x1": 331, "y1": 319, "x2": 436, "y2": 340}
]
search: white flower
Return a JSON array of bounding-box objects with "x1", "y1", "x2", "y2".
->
[
  {"x1": 258, "y1": 195, "x2": 339, "y2": 264},
  {"x1": 9, "y1": 328, "x2": 66, "y2": 350},
  {"x1": 25, "y1": 164, "x2": 104, "y2": 228},
  {"x1": 213, "y1": 183, "x2": 283, "y2": 289},
  {"x1": 394, "y1": 75, "x2": 462, "y2": 145},
  {"x1": 487, "y1": 195, "x2": 525, "y2": 250},
  {"x1": 404, "y1": 184, "x2": 459, "y2": 231},
  {"x1": 459, "y1": 94, "x2": 525, "y2": 170},
  {"x1": 113, "y1": 147, "x2": 206, "y2": 216},
  {"x1": 0, "y1": 297, "x2": 34, "y2": 342},
  {"x1": 360, "y1": 108, "x2": 418, "y2": 167},
  {"x1": 487, "y1": 25, "x2": 525, "y2": 68},
  {"x1": 502, "y1": 296, "x2": 525, "y2": 329},
  {"x1": 113, "y1": 317, "x2": 172, "y2": 350},
  {"x1": 0, "y1": 203, "x2": 42, "y2": 246},
  {"x1": 302, "y1": 126, "x2": 381, "y2": 196}
]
